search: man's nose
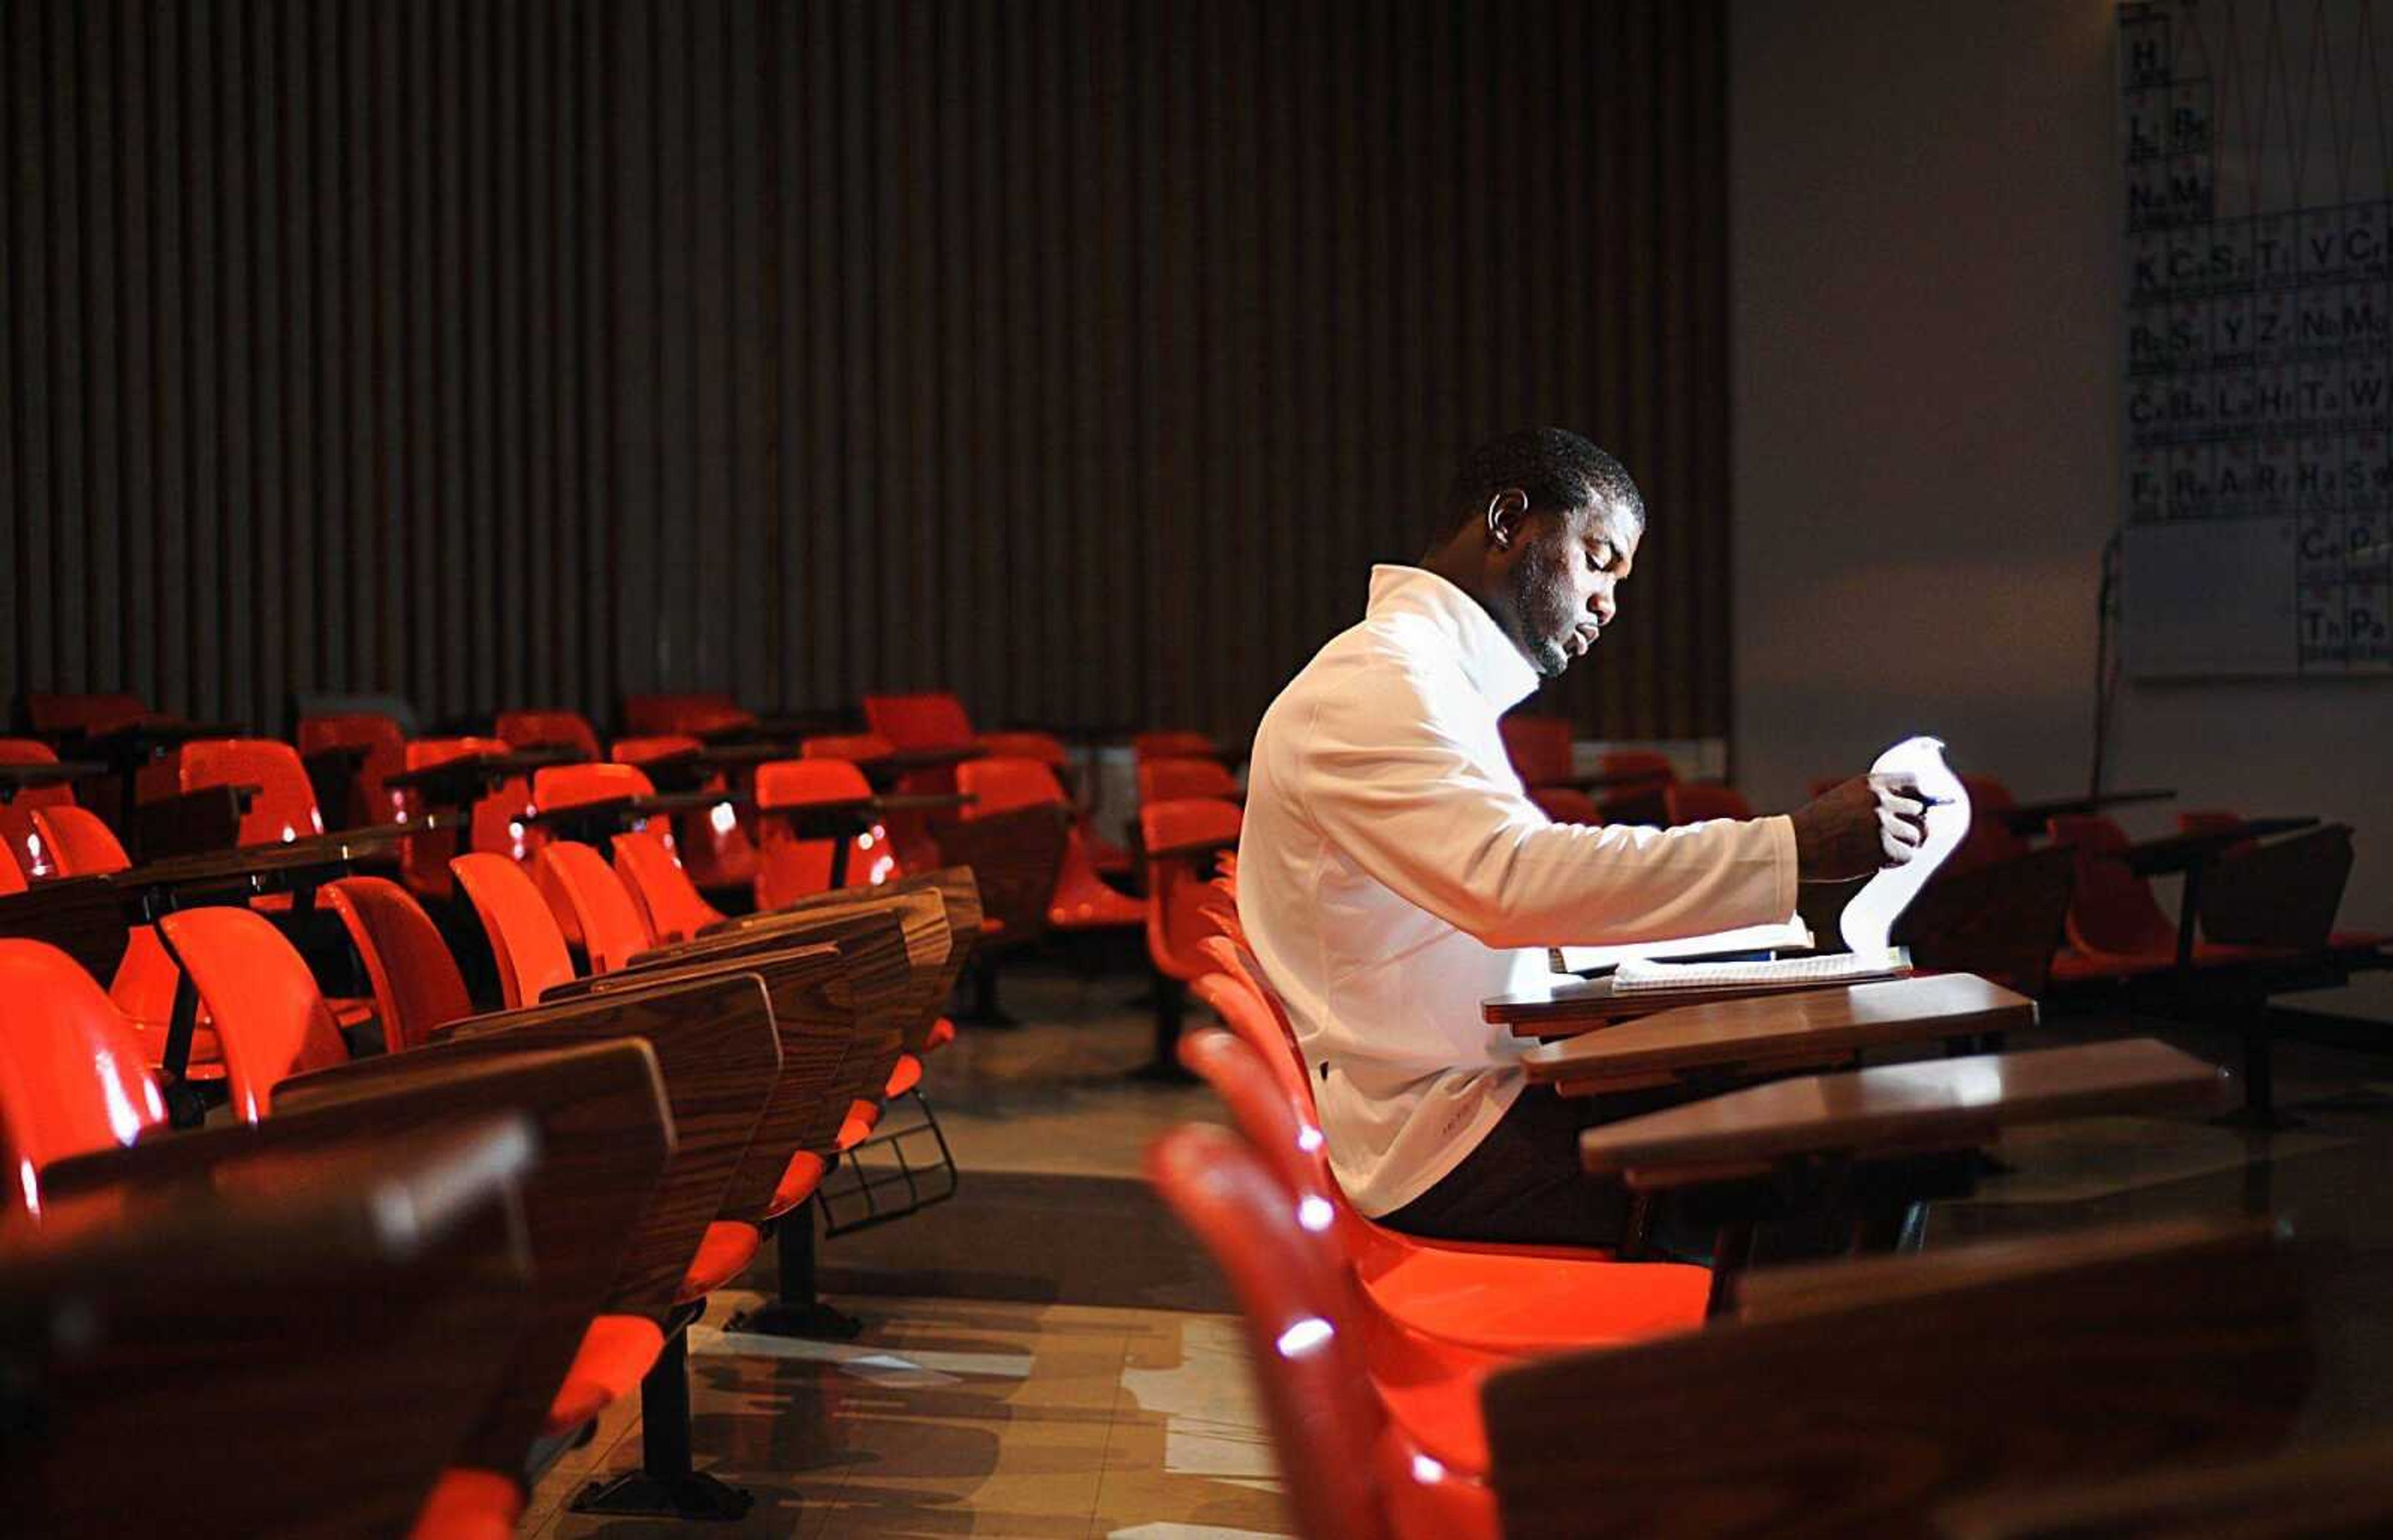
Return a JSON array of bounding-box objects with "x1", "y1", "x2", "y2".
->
[{"x1": 1590, "y1": 587, "x2": 1618, "y2": 624}]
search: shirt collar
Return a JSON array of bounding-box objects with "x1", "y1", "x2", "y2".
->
[{"x1": 1365, "y1": 564, "x2": 1544, "y2": 711}]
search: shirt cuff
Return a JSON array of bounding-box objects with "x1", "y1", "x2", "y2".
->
[{"x1": 1765, "y1": 813, "x2": 1800, "y2": 921}]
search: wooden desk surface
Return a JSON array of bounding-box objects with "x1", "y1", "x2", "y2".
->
[
  {"x1": 1520, "y1": 972, "x2": 2033, "y2": 1093},
  {"x1": 2122, "y1": 816, "x2": 2319, "y2": 875},
  {"x1": 1489, "y1": 964, "x2": 1911, "y2": 1037},
  {"x1": 110, "y1": 820, "x2": 431, "y2": 894},
  {"x1": 1579, "y1": 1036, "x2": 2228, "y2": 1180}
]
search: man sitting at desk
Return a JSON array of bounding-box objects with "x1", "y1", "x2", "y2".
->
[{"x1": 1236, "y1": 427, "x2": 1928, "y2": 1248}]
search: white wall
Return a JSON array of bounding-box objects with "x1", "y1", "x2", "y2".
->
[{"x1": 1729, "y1": 0, "x2": 2392, "y2": 1018}]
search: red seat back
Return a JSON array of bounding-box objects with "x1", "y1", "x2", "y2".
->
[
  {"x1": 1144, "y1": 1121, "x2": 1393, "y2": 1540},
  {"x1": 155, "y1": 907, "x2": 350, "y2": 1121},
  {"x1": 0, "y1": 941, "x2": 166, "y2": 1214},
  {"x1": 611, "y1": 733, "x2": 704, "y2": 767},
  {"x1": 532, "y1": 761, "x2": 656, "y2": 809},
  {"x1": 0, "y1": 739, "x2": 76, "y2": 879},
  {"x1": 1598, "y1": 748, "x2": 1678, "y2": 782},
  {"x1": 494, "y1": 710, "x2": 601, "y2": 761},
  {"x1": 976, "y1": 731, "x2": 1069, "y2": 769},
  {"x1": 451, "y1": 852, "x2": 578, "y2": 1007},
  {"x1": 2048, "y1": 814, "x2": 2179, "y2": 958},
  {"x1": 31, "y1": 805, "x2": 132, "y2": 876},
  {"x1": 1663, "y1": 783, "x2": 1753, "y2": 824},
  {"x1": 1949, "y1": 773, "x2": 2030, "y2": 875},
  {"x1": 1131, "y1": 730, "x2": 1218, "y2": 763},
  {"x1": 319, "y1": 877, "x2": 473, "y2": 1052},
  {"x1": 23, "y1": 692, "x2": 149, "y2": 736},
  {"x1": 295, "y1": 712, "x2": 408, "y2": 825},
  {"x1": 532, "y1": 843, "x2": 654, "y2": 975},
  {"x1": 802, "y1": 732, "x2": 896, "y2": 764},
  {"x1": 609, "y1": 832, "x2": 724, "y2": 944},
  {"x1": 957, "y1": 756, "x2": 1067, "y2": 817},
  {"x1": 1139, "y1": 758, "x2": 1240, "y2": 805},
  {"x1": 0, "y1": 848, "x2": 23, "y2": 895},
  {"x1": 179, "y1": 738, "x2": 325, "y2": 845},
  {"x1": 1498, "y1": 714, "x2": 1577, "y2": 786},
  {"x1": 862, "y1": 691, "x2": 975, "y2": 750},
  {"x1": 753, "y1": 759, "x2": 891, "y2": 907},
  {"x1": 1142, "y1": 799, "x2": 1243, "y2": 982},
  {"x1": 622, "y1": 693, "x2": 752, "y2": 737},
  {"x1": 401, "y1": 737, "x2": 528, "y2": 893}
]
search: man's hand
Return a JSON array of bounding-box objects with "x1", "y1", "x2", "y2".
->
[{"x1": 1791, "y1": 774, "x2": 1930, "y2": 883}]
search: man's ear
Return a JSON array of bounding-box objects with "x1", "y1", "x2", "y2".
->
[{"x1": 1485, "y1": 488, "x2": 1531, "y2": 550}]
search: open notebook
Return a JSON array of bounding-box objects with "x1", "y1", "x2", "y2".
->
[{"x1": 1610, "y1": 946, "x2": 1913, "y2": 997}]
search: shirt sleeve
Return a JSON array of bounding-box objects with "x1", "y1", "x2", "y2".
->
[{"x1": 1293, "y1": 654, "x2": 1798, "y2": 951}]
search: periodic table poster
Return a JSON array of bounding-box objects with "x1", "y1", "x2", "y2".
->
[{"x1": 2120, "y1": 0, "x2": 2393, "y2": 677}]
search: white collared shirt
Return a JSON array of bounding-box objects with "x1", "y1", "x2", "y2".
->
[{"x1": 1236, "y1": 565, "x2": 1798, "y2": 1216}]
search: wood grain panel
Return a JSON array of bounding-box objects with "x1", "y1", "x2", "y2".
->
[{"x1": 6, "y1": 1, "x2": 1729, "y2": 747}]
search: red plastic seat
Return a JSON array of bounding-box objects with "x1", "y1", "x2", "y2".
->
[
  {"x1": 1188, "y1": 941, "x2": 1712, "y2": 1356},
  {"x1": 0, "y1": 845, "x2": 21, "y2": 893},
  {"x1": 958, "y1": 756, "x2": 1142, "y2": 929},
  {"x1": 532, "y1": 842, "x2": 656, "y2": 975},
  {"x1": 976, "y1": 730, "x2": 1070, "y2": 769},
  {"x1": 803, "y1": 731, "x2": 897, "y2": 764},
  {"x1": 153, "y1": 906, "x2": 351, "y2": 1121},
  {"x1": 23, "y1": 691, "x2": 150, "y2": 736},
  {"x1": 609, "y1": 832, "x2": 725, "y2": 944},
  {"x1": 772, "y1": 1150, "x2": 828, "y2": 1215},
  {"x1": 1497, "y1": 713, "x2": 1577, "y2": 787},
  {"x1": 676, "y1": 1220, "x2": 763, "y2": 1303},
  {"x1": 2043, "y1": 814, "x2": 2295, "y2": 980},
  {"x1": 752, "y1": 759, "x2": 893, "y2": 908},
  {"x1": 526, "y1": 764, "x2": 659, "y2": 944},
  {"x1": 1948, "y1": 773, "x2": 2031, "y2": 875},
  {"x1": 180, "y1": 738, "x2": 326, "y2": 845},
  {"x1": 1138, "y1": 757, "x2": 1241, "y2": 806},
  {"x1": 408, "y1": 1468, "x2": 524, "y2": 1540},
  {"x1": 610, "y1": 733, "x2": 702, "y2": 768},
  {"x1": 540, "y1": 1313, "x2": 667, "y2": 1435},
  {"x1": 397, "y1": 737, "x2": 527, "y2": 897},
  {"x1": 493, "y1": 709, "x2": 601, "y2": 761},
  {"x1": 1663, "y1": 782, "x2": 1754, "y2": 824},
  {"x1": 622, "y1": 693, "x2": 753, "y2": 738},
  {"x1": 451, "y1": 853, "x2": 578, "y2": 1007},
  {"x1": 1143, "y1": 799, "x2": 1243, "y2": 985},
  {"x1": 532, "y1": 761, "x2": 654, "y2": 809},
  {"x1": 297, "y1": 712, "x2": 408, "y2": 827},
  {"x1": 863, "y1": 691, "x2": 977, "y2": 752},
  {"x1": 30, "y1": 806, "x2": 227, "y2": 1078},
  {"x1": 1146, "y1": 1123, "x2": 1498, "y2": 1540},
  {"x1": 0, "y1": 940, "x2": 168, "y2": 1218},
  {"x1": 320, "y1": 877, "x2": 474, "y2": 1051},
  {"x1": 0, "y1": 738, "x2": 78, "y2": 877},
  {"x1": 1599, "y1": 748, "x2": 1678, "y2": 782},
  {"x1": 1131, "y1": 730, "x2": 1220, "y2": 763}
]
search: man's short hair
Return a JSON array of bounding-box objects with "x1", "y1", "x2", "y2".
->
[{"x1": 1437, "y1": 428, "x2": 1644, "y2": 546}]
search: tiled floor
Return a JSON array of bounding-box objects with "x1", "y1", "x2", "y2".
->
[
  {"x1": 522, "y1": 1291, "x2": 1292, "y2": 1539},
  {"x1": 520, "y1": 961, "x2": 2393, "y2": 1536}
]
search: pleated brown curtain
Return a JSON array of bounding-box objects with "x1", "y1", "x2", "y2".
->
[{"x1": 3, "y1": 0, "x2": 1728, "y2": 743}]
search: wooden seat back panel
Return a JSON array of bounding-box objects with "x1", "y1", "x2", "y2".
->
[
  {"x1": 646, "y1": 898, "x2": 933, "y2": 1086},
  {"x1": 263, "y1": 1040, "x2": 675, "y2": 1466},
  {"x1": 4, "y1": 1119, "x2": 537, "y2": 1540},
  {"x1": 1483, "y1": 1220, "x2": 2311, "y2": 1538},
  {"x1": 548, "y1": 940, "x2": 862, "y2": 1219},
  {"x1": 370, "y1": 977, "x2": 778, "y2": 1319}
]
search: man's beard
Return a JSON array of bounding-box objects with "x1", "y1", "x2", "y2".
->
[{"x1": 1497, "y1": 544, "x2": 1575, "y2": 678}]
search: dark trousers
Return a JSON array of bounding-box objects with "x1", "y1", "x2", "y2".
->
[
  {"x1": 1377, "y1": 1083, "x2": 1853, "y2": 1265},
  {"x1": 1376, "y1": 1084, "x2": 1688, "y2": 1252}
]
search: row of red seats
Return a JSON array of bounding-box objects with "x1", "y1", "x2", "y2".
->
[{"x1": 2, "y1": 816, "x2": 983, "y2": 1531}]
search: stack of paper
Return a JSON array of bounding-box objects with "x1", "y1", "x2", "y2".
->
[{"x1": 1608, "y1": 946, "x2": 1913, "y2": 997}]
